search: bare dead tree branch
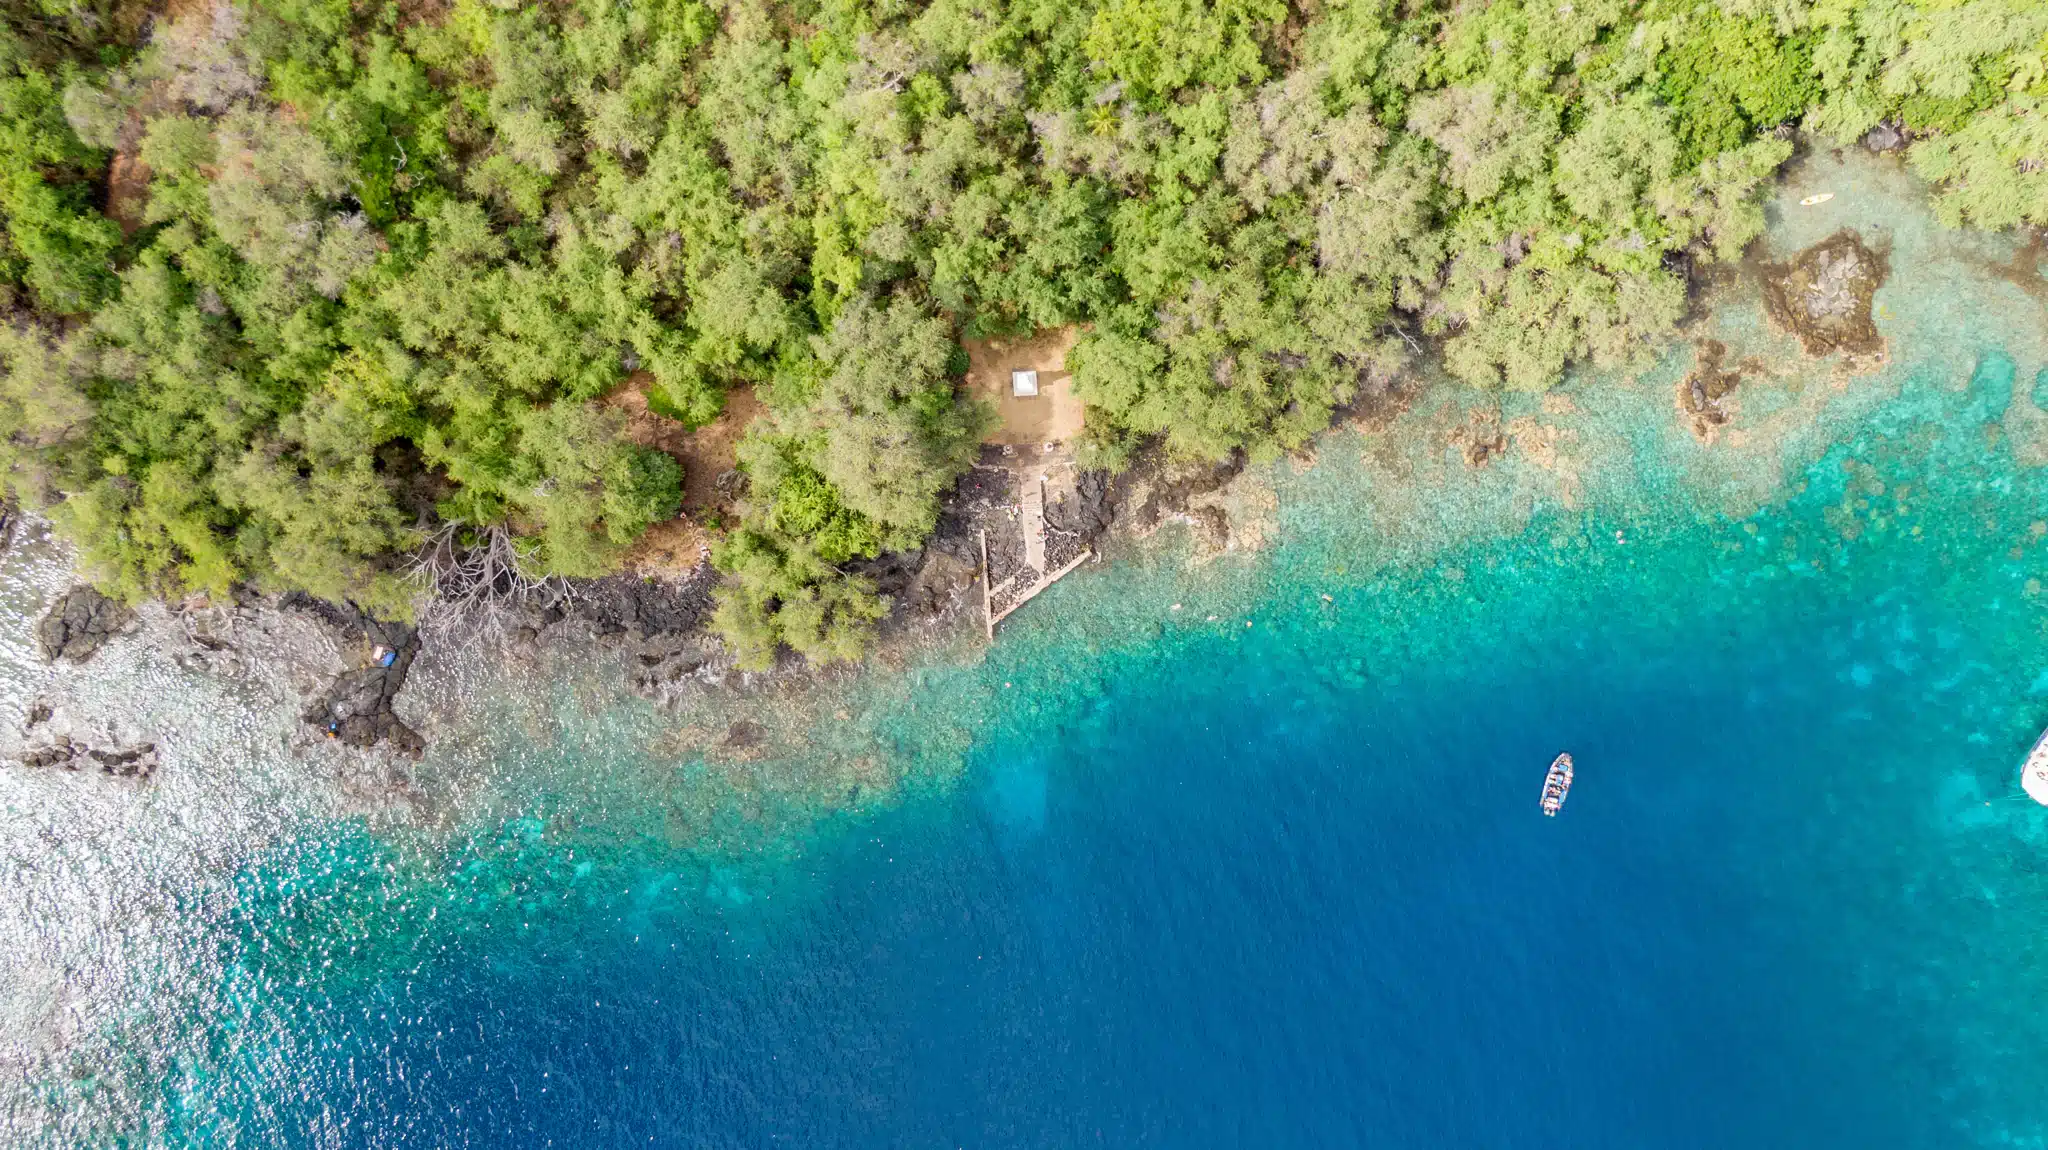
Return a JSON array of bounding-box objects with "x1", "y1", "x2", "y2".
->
[{"x1": 406, "y1": 522, "x2": 576, "y2": 642}]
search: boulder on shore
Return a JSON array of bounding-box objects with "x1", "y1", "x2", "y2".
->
[
  {"x1": 1861, "y1": 122, "x2": 1906, "y2": 153},
  {"x1": 36, "y1": 586, "x2": 134, "y2": 664}
]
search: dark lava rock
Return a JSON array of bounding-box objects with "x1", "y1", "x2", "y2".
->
[
  {"x1": 276, "y1": 590, "x2": 364, "y2": 633},
  {"x1": 627, "y1": 633, "x2": 713, "y2": 703},
  {"x1": 509, "y1": 625, "x2": 542, "y2": 664},
  {"x1": 904, "y1": 548, "x2": 979, "y2": 618},
  {"x1": 1758, "y1": 230, "x2": 1889, "y2": 357},
  {"x1": 1046, "y1": 470, "x2": 1114, "y2": 539},
  {"x1": 553, "y1": 570, "x2": 715, "y2": 641},
  {"x1": 36, "y1": 586, "x2": 134, "y2": 664},
  {"x1": 847, "y1": 547, "x2": 928, "y2": 604},
  {"x1": 87, "y1": 743, "x2": 157, "y2": 778},
  {"x1": 1117, "y1": 453, "x2": 1246, "y2": 534},
  {"x1": 18, "y1": 735, "x2": 158, "y2": 779},
  {"x1": 301, "y1": 617, "x2": 425, "y2": 757},
  {"x1": 20, "y1": 737, "x2": 77, "y2": 769}
]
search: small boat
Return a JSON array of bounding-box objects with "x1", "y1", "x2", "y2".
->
[
  {"x1": 1540, "y1": 753, "x2": 1574, "y2": 817},
  {"x1": 2021, "y1": 728, "x2": 2048, "y2": 806}
]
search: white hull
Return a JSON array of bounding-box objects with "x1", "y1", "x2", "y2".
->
[
  {"x1": 1541, "y1": 753, "x2": 1573, "y2": 816},
  {"x1": 2023, "y1": 732, "x2": 2048, "y2": 806}
]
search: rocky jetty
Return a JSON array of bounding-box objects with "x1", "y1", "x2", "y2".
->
[{"x1": 36, "y1": 586, "x2": 134, "y2": 664}]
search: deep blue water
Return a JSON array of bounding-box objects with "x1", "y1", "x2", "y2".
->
[{"x1": 193, "y1": 398, "x2": 2048, "y2": 1146}]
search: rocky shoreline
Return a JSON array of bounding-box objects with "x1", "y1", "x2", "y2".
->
[
  {"x1": 3, "y1": 207, "x2": 1895, "y2": 775},
  {"x1": 4, "y1": 425, "x2": 1281, "y2": 773}
]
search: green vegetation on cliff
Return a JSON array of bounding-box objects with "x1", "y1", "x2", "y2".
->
[{"x1": 1, "y1": 0, "x2": 2045, "y2": 661}]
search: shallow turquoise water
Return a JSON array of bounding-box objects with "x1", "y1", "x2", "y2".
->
[{"x1": 7, "y1": 151, "x2": 2048, "y2": 1146}]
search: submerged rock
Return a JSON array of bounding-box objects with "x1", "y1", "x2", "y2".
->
[
  {"x1": 722, "y1": 719, "x2": 766, "y2": 749},
  {"x1": 1451, "y1": 407, "x2": 1509, "y2": 468},
  {"x1": 1677, "y1": 338, "x2": 1765, "y2": 442},
  {"x1": 36, "y1": 586, "x2": 135, "y2": 664},
  {"x1": 1185, "y1": 504, "x2": 1231, "y2": 552},
  {"x1": 1758, "y1": 230, "x2": 1889, "y2": 358}
]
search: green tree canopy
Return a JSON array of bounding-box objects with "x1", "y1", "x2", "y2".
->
[{"x1": 0, "y1": 0, "x2": 2043, "y2": 662}]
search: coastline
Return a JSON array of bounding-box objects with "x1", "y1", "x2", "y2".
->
[
  {"x1": 10, "y1": 139, "x2": 2048, "y2": 1145},
  {"x1": 0, "y1": 144, "x2": 2008, "y2": 804},
  {"x1": 5, "y1": 143, "x2": 2043, "y2": 834}
]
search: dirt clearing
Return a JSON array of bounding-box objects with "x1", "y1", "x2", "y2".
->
[
  {"x1": 964, "y1": 326, "x2": 1084, "y2": 446},
  {"x1": 605, "y1": 375, "x2": 766, "y2": 576}
]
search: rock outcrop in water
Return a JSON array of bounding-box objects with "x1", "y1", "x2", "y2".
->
[
  {"x1": 300, "y1": 614, "x2": 425, "y2": 757},
  {"x1": 14, "y1": 698, "x2": 158, "y2": 779},
  {"x1": 36, "y1": 586, "x2": 134, "y2": 664},
  {"x1": 1678, "y1": 338, "x2": 1767, "y2": 442},
  {"x1": 17, "y1": 736, "x2": 158, "y2": 779},
  {"x1": 1759, "y1": 229, "x2": 1889, "y2": 359}
]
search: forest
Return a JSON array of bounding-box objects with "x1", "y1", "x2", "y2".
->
[{"x1": 1, "y1": 0, "x2": 2045, "y2": 665}]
